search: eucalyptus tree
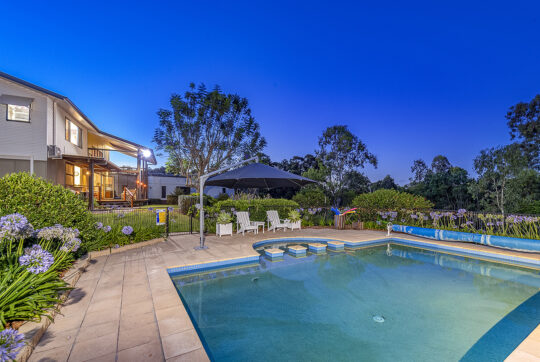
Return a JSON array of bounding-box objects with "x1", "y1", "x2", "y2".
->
[
  {"x1": 316, "y1": 125, "x2": 377, "y2": 206},
  {"x1": 153, "y1": 83, "x2": 266, "y2": 191},
  {"x1": 473, "y1": 143, "x2": 528, "y2": 214},
  {"x1": 505, "y1": 94, "x2": 540, "y2": 169}
]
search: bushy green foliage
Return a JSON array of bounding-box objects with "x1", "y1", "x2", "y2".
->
[
  {"x1": 353, "y1": 189, "x2": 433, "y2": 222},
  {"x1": 516, "y1": 200, "x2": 540, "y2": 215},
  {"x1": 212, "y1": 198, "x2": 299, "y2": 223},
  {"x1": 0, "y1": 173, "x2": 97, "y2": 248},
  {"x1": 288, "y1": 210, "x2": 301, "y2": 222},
  {"x1": 353, "y1": 189, "x2": 433, "y2": 211},
  {"x1": 216, "y1": 211, "x2": 233, "y2": 224},
  {"x1": 292, "y1": 188, "x2": 328, "y2": 208},
  {"x1": 178, "y1": 195, "x2": 199, "y2": 214}
]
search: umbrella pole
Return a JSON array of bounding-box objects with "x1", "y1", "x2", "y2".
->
[
  {"x1": 195, "y1": 156, "x2": 259, "y2": 250},
  {"x1": 196, "y1": 175, "x2": 208, "y2": 250}
]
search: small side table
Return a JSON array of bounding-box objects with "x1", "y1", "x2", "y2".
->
[{"x1": 252, "y1": 221, "x2": 265, "y2": 233}]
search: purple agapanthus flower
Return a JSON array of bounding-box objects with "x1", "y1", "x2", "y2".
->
[
  {"x1": 0, "y1": 213, "x2": 34, "y2": 241},
  {"x1": 19, "y1": 245, "x2": 54, "y2": 274},
  {"x1": 95, "y1": 222, "x2": 103, "y2": 230},
  {"x1": 456, "y1": 209, "x2": 467, "y2": 217},
  {"x1": 61, "y1": 228, "x2": 79, "y2": 242},
  {"x1": 0, "y1": 328, "x2": 25, "y2": 361},
  {"x1": 60, "y1": 237, "x2": 81, "y2": 252},
  {"x1": 121, "y1": 226, "x2": 133, "y2": 235},
  {"x1": 36, "y1": 225, "x2": 64, "y2": 241},
  {"x1": 103, "y1": 225, "x2": 112, "y2": 233},
  {"x1": 168, "y1": 207, "x2": 174, "y2": 211},
  {"x1": 118, "y1": 213, "x2": 125, "y2": 219},
  {"x1": 114, "y1": 244, "x2": 120, "y2": 249},
  {"x1": 148, "y1": 207, "x2": 154, "y2": 211}
]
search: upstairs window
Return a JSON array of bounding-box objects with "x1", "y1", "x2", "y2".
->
[
  {"x1": 65, "y1": 118, "x2": 82, "y2": 147},
  {"x1": 7, "y1": 104, "x2": 30, "y2": 122}
]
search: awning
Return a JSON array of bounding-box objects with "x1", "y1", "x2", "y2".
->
[
  {"x1": 0, "y1": 94, "x2": 33, "y2": 107},
  {"x1": 61, "y1": 155, "x2": 122, "y2": 172}
]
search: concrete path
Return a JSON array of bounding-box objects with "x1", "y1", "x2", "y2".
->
[{"x1": 27, "y1": 229, "x2": 540, "y2": 361}]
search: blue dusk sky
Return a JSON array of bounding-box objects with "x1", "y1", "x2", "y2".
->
[{"x1": 1, "y1": 1, "x2": 539, "y2": 184}]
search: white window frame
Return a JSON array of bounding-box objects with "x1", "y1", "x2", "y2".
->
[
  {"x1": 6, "y1": 104, "x2": 31, "y2": 122},
  {"x1": 65, "y1": 118, "x2": 82, "y2": 148}
]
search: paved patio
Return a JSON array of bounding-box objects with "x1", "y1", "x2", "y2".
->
[{"x1": 27, "y1": 229, "x2": 540, "y2": 361}]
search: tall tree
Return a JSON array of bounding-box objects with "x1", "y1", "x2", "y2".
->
[
  {"x1": 505, "y1": 95, "x2": 540, "y2": 169},
  {"x1": 153, "y1": 83, "x2": 266, "y2": 191},
  {"x1": 473, "y1": 143, "x2": 528, "y2": 214},
  {"x1": 431, "y1": 155, "x2": 452, "y2": 173},
  {"x1": 317, "y1": 125, "x2": 377, "y2": 205},
  {"x1": 407, "y1": 156, "x2": 473, "y2": 210},
  {"x1": 371, "y1": 175, "x2": 398, "y2": 191},
  {"x1": 410, "y1": 159, "x2": 428, "y2": 183}
]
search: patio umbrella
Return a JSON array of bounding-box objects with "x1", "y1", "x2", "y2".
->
[{"x1": 205, "y1": 163, "x2": 316, "y2": 189}]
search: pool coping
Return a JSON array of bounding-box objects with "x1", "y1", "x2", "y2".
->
[{"x1": 165, "y1": 234, "x2": 540, "y2": 360}]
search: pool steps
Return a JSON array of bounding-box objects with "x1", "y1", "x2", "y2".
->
[
  {"x1": 308, "y1": 243, "x2": 327, "y2": 253},
  {"x1": 265, "y1": 248, "x2": 284, "y2": 261},
  {"x1": 327, "y1": 241, "x2": 345, "y2": 251},
  {"x1": 288, "y1": 245, "x2": 307, "y2": 257}
]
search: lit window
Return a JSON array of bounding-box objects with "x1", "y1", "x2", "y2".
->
[
  {"x1": 65, "y1": 119, "x2": 82, "y2": 147},
  {"x1": 7, "y1": 104, "x2": 30, "y2": 122},
  {"x1": 74, "y1": 166, "x2": 81, "y2": 185}
]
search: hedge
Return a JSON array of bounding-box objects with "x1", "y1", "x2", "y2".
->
[
  {"x1": 211, "y1": 199, "x2": 300, "y2": 223},
  {"x1": 352, "y1": 189, "x2": 433, "y2": 222},
  {"x1": 0, "y1": 173, "x2": 97, "y2": 251}
]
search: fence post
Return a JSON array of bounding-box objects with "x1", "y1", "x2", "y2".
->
[
  {"x1": 190, "y1": 212, "x2": 193, "y2": 234},
  {"x1": 166, "y1": 208, "x2": 170, "y2": 238}
]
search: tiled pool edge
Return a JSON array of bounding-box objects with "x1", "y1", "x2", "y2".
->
[
  {"x1": 167, "y1": 255, "x2": 260, "y2": 276},
  {"x1": 505, "y1": 324, "x2": 540, "y2": 361}
]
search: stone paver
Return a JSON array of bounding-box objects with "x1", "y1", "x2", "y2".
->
[{"x1": 29, "y1": 228, "x2": 540, "y2": 361}]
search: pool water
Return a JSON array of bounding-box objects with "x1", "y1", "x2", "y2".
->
[{"x1": 170, "y1": 243, "x2": 540, "y2": 361}]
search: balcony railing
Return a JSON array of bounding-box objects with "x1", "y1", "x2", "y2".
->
[{"x1": 88, "y1": 148, "x2": 106, "y2": 159}]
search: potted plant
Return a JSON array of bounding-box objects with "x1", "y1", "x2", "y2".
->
[
  {"x1": 216, "y1": 211, "x2": 233, "y2": 237},
  {"x1": 288, "y1": 210, "x2": 302, "y2": 230}
]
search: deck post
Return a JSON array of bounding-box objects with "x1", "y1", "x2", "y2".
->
[
  {"x1": 88, "y1": 159, "x2": 94, "y2": 210},
  {"x1": 136, "y1": 150, "x2": 141, "y2": 200}
]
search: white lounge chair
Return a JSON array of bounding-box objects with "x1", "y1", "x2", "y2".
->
[
  {"x1": 266, "y1": 210, "x2": 290, "y2": 232},
  {"x1": 236, "y1": 211, "x2": 261, "y2": 235}
]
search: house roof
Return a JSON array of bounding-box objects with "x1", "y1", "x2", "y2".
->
[{"x1": 0, "y1": 70, "x2": 156, "y2": 164}]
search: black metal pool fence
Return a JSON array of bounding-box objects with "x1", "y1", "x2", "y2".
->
[
  {"x1": 91, "y1": 207, "x2": 196, "y2": 236},
  {"x1": 91, "y1": 205, "x2": 539, "y2": 237}
]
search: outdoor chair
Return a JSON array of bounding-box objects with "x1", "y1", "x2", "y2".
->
[
  {"x1": 236, "y1": 211, "x2": 263, "y2": 235},
  {"x1": 266, "y1": 210, "x2": 290, "y2": 232}
]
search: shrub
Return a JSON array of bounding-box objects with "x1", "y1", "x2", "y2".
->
[
  {"x1": 178, "y1": 195, "x2": 198, "y2": 214},
  {"x1": 212, "y1": 198, "x2": 299, "y2": 222},
  {"x1": 292, "y1": 188, "x2": 328, "y2": 208},
  {"x1": 0, "y1": 173, "x2": 97, "y2": 250},
  {"x1": 352, "y1": 189, "x2": 433, "y2": 222}
]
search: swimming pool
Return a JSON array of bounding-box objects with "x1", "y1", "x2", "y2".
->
[{"x1": 170, "y1": 241, "x2": 540, "y2": 361}]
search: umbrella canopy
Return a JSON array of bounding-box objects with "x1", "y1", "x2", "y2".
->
[{"x1": 205, "y1": 163, "x2": 316, "y2": 189}]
